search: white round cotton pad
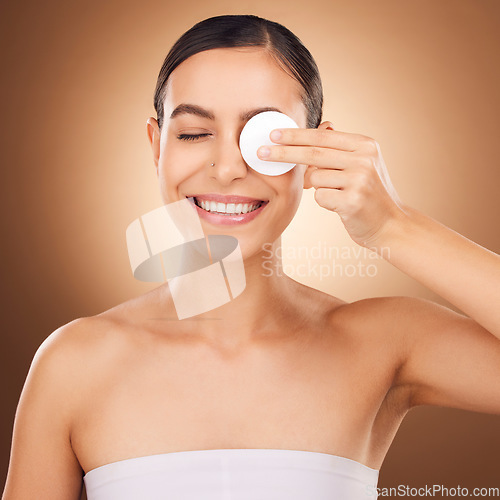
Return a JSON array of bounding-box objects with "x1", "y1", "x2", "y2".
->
[{"x1": 239, "y1": 111, "x2": 299, "y2": 176}]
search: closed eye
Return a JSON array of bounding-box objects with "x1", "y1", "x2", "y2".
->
[{"x1": 177, "y1": 133, "x2": 212, "y2": 142}]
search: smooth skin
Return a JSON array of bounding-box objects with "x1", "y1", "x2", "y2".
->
[{"x1": 3, "y1": 47, "x2": 500, "y2": 499}]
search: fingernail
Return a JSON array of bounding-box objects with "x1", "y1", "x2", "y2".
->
[
  {"x1": 270, "y1": 129, "x2": 282, "y2": 142},
  {"x1": 258, "y1": 146, "x2": 270, "y2": 158}
]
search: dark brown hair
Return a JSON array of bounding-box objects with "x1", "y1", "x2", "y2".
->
[{"x1": 153, "y1": 15, "x2": 323, "y2": 129}]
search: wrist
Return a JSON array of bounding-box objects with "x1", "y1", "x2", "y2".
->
[{"x1": 363, "y1": 203, "x2": 416, "y2": 257}]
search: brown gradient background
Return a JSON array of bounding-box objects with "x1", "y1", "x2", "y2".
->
[{"x1": 1, "y1": 0, "x2": 499, "y2": 497}]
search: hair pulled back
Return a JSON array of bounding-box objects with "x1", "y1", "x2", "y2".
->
[{"x1": 153, "y1": 15, "x2": 323, "y2": 129}]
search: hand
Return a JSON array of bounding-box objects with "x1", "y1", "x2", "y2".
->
[{"x1": 258, "y1": 121, "x2": 407, "y2": 248}]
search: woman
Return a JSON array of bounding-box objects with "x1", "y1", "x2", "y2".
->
[{"x1": 3, "y1": 14, "x2": 500, "y2": 500}]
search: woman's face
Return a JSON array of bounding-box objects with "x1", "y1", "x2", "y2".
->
[{"x1": 149, "y1": 47, "x2": 308, "y2": 260}]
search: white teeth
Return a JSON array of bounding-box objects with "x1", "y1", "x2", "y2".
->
[{"x1": 195, "y1": 198, "x2": 263, "y2": 215}]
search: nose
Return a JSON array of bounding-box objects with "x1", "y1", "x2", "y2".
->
[{"x1": 209, "y1": 134, "x2": 248, "y2": 186}]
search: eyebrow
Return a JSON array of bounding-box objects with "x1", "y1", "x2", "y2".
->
[{"x1": 169, "y1": 104, "x2": 283, "y2": 122}]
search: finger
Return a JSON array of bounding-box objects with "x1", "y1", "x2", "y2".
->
[
  {"x1": 257, "y1": 145, "x2": 360, "y2": 170},
  {"x1": 270, "y1": 127, "x2": 364, "y2": 152},
  {"x1": 313, "y1": 187, "x2": 345, "y2": 212},
  {"x1": 309, "y1": 168, "x2": 347, "y2": 190}
]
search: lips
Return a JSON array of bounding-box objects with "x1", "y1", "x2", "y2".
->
[{"x1": 186, "y1": 194, "x2": 269, "y2": 225}]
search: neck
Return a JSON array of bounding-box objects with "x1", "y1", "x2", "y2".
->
[{"x1": 161, "y1": 237, "x2": 300, "y2": 348}]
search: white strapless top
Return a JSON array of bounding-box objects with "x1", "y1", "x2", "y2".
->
[{"x1": 83, "y1": 448, "x2": 379, "y2": 499}]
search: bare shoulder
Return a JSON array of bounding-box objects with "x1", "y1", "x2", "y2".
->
[
  {"x1": 49, "y1": 305, "x2": 153, "y2": 383},
  {"x1": 31, "y1": 309, "x2": 148, "y2": 415},
  {"x1": 2, "y1": 315, "x2": 130, "y2": 499},
  {"x1": 37, "y1": 314, "x2": 130, "y2": 370},
  {"x1": 331, "y1": 294, "x2": 455, "y2": 335},
  {"x1": 329, "y1": 295, "x2": 472, "y2": 373},
  {"x1": 289, "y1": 280, "x2": 435, "y2": 348},
  {"x1": 24, "y1": 317, "x2": 118, "y2": 420},
  {"x1": 326, "y1": 295, "x2": 457, "y2": 378},
  {"x1": 346, "y1": 297, "x2": 500, "y2": 413},
  {"x1": 43, "y1": 283, "x2": 167, "y2": 358}
]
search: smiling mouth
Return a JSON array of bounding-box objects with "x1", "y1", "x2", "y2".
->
[{"x1": 188, "y1": 195, "x2": 268, "y2": 215}]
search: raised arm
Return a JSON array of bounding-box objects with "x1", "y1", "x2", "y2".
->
[
  {"x1": 383, "y1": 295, "x2": 500, "y2": 413},
  {"x1": 259, "y1": 123, "x2": 500, "y2": 413},
  {"x1": 2, "y1": 321, "x2": 85, "y2": 500},
  {"x1": 366, "y1": 206, "x2": 500, "y2": 413},
  {"x1": 370, "y1": 204, "x2": 500, "y2": 338}
]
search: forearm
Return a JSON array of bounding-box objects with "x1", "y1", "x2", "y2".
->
[{"x1": 371, "y1": 205, "x2": 500, "y2": 337}]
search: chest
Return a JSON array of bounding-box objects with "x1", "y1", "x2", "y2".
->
[{"x1": 72, "y1": 334, "x2": 391, "y2": 474}]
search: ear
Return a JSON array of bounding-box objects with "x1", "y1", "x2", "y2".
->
[
  {"x1": 146, "y1": 117, "x2": 161, "y2": 175},
  {"x1": 303, "y1": 121, "x2": 335, "y2": 189}
]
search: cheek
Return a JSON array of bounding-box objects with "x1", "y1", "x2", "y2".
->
[
  {"x1": 265, "y1": 168, "x2": 304, "y2": 231},
  {"x1": 283, "y1": 166, "x2": 306, "y2": 207},
  {"x1": 158, "y1": 137, "x2": 208, "y2": 196}
]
